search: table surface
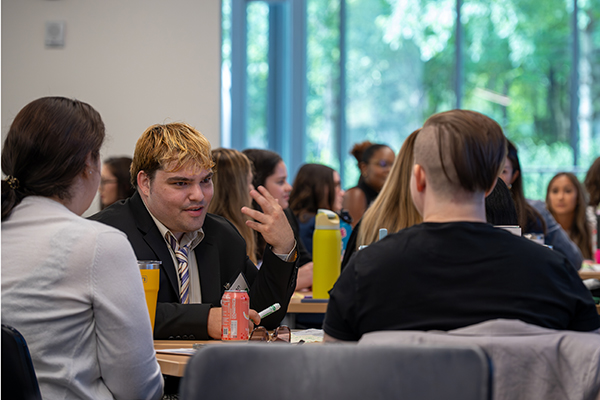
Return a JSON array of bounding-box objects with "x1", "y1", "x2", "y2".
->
[
  {"x1": 287, "y1": 291, "x2": 328, "y2": 314},
  {"x1": 154, "y1": 340, "x2": 225, "y2": 377},
  {"x1": 155, "y1": 334, "x2": 322, "y2": 377}
]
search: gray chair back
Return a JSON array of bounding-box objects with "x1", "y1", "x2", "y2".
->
[{"x1": 179, "y1": 343, "x2": 491, "y2": 400}]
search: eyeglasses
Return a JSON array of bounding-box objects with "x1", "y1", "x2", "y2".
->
[
  {"x1": 100, "y1": 179, "x2": 118, "y2": 187},
  {"x1": 249, "y1": 325, "x2": 291, "y2": 343},
  {"x1": 370, "y1": 160, "x2": 393, "y2": 168}
]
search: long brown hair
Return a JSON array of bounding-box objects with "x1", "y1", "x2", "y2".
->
[
  {"x1": 357, "y1": 129, "x2": 422, "y2": 247},
  {"x1": 289, "y1": 164, "x2": 336, "y2": 223},
  {"x1": 546, "y1": 172, "x2": 592, "y2": 259},
  {"x1": 2, "y1": 97, "x2": 105, "y2": 221},
  {"x1": 209, "y1": 148, "x2": 258, "y2": 264}
]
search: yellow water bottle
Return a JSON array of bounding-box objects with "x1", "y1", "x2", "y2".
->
[{"x1": 312, "y1": 209, "x2": 342, "y2": 299}]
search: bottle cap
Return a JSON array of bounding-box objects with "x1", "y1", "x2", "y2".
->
[{"x1": 315, "y1": 209, "x2": 340, "y2": 229}]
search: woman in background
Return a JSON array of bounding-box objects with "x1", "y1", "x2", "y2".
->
[
  {"x1": 342, "y1": 130, "x2": 421, "y2": 268},
  {"x1": 243, "y1": 149, "x2": 313, "y2": 290},
  {"x1": 546, "y1": 172, "x2": 593, "y2": 260},
  {"x1": 499, "y1": 141, "x2": 547, "y2": 234},
  {"x1": 1, "y1": 97, "x2": 163, "y2": 399},
  {"x1": 343, "y1": 141, "x2": 395, "y2": 227},
  {"x1": 209, "y1": 148, "x2": 258, "y2": 264},
  {"x1": 499, "y1": 140, "x2": 583, "y2": 269},
  {"x1": 99, "y1": 156, "x2": 135, "y2": 209},
  {"x1": 289, "y1": 163, "x2": 345, "y2": 255}
]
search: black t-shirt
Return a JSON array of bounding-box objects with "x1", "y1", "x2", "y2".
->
[{"x1": 324, "y1": 222, "x2": 600, "y2": 341}]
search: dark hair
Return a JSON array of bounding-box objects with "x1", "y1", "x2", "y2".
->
[
  {"x1": 289, "y1": 164, "x2": 336, "y2": 223},
  {"x1": 505, "y1": 140, "x2": 547, "y2": 234},
  {"x1": 2, "y1": 97, "x2": 105, "y2": 221},
  {"x1": 350, "y1": 141, "x2": 391, "y2": 165},
  {"x1": 486, "y1": 178, "x2": 518, "y2": 225},
  {"x1": 349, "y1": 141, "x2": 374, "y2": 164},
  {"x1": 421, "y1": 109, "x2": 507, "y2": 193},
  {"x1": 102, "y1": 156, "x2": 135, "y2": 209},
  {"x1": 361, "y1": 144, "x2": 391, "y2": 164},
  {"x1": 242, "y1": 148, "x2": 283, "y2": 195},
  {"x1": 585, "y1": 157, "x2": 600, "y2": 207}
]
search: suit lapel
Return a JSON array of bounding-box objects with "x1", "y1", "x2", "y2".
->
[{"x1": 129, "y1": 192, "x2": 179, "y2": 295}]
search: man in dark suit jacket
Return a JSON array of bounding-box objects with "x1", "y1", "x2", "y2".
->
[{"x1": 90, "y1": 123, "x2": 298, "y2": 340}]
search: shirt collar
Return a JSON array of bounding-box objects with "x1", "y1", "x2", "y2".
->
[{"x1": 142, "y1": 199, "x2": 204, "y2": 250}]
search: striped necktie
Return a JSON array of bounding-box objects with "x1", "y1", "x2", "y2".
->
[{"x1": 166, "y1": 232, "x2": 191, "y2": 304}]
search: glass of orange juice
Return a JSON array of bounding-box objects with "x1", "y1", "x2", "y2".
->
[{"x1": 137, "y1": 260, "x2": 161, "y2": 333}]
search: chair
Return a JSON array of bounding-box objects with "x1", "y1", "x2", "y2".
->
[
  {"x1": 179, "y1": 343, "x2": 491, "y2": 400},
  {"x1": 359, "y1": 319, "x2": 600, "y2": 400},
  {"x1": 2, "y1": 324, "x2": 42, "y2": 400}
]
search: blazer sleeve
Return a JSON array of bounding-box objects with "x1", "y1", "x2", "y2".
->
[{"x1": 248, "y1": 246, "x2": 298, "y2": 329}]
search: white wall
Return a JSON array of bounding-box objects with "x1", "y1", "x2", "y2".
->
[{"x1": 2, "y1": 0, "x2": 222, "y2": 214}]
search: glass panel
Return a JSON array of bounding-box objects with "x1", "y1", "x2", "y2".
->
[
  {"x1": 463, "y1": 0, "x2": 574, "y2": 199},
  {"x1": 579, "y1": 0, "x2": 600, "y2": 171},
  {"x1": 306, "y1": 0, "x2": 341, "y2": 171},
  {"x1": 221, "y1": 0, "x2": 232, "y2": 147},
  {"x1": 247, "y1": 1, "x2": 270, "y2": 148},
  {"x1": 344, "y1": 0, "x2": 455, "y2": 189}
]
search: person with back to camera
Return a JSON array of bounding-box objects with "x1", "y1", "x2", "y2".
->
[
  {"x1": 500, "y1": 140, "x2": 584, "y2": 269},
  {"x1": 323, "y1": 109, "x2": 600, "y2": 342},
  {"x1": 343, "y1": 141, "x2": 395, "y2": 227},
  {"x1": 342, "y1": 129, "x2": 422, "y2": 269},
  {"x1": 209, "y1": 148, "x2": 258, "y2": 264},
  {"x1": 546, "y1": 172, "x2": 594, "y2": 260},
  {"x1": 90, "y1": 124, "x2": 298, "y2": 341},
  {"x1": 1, "y1": 97, "x2": 163, "y2": 399},
  {"x1": 243, "y1": 148, "x2": 313, "y2": 290},
  {"x1": 289, "y1": 163, "x2": 346, "y2": 256},
  {"x1": 584, "y1": 157, "x2": 600, "y2": 260},
  {"x1": 99, "y1": 156, "x2": 135, "y2": 209}
]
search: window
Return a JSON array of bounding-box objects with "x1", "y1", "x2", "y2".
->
[{"x1": 223, "y1": 0, "x2": 600, "y2": 198}]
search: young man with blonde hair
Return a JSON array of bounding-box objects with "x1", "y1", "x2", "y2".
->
[
  {"x1": 91, "y1": 123, "x2": 298, "y2": 340},
  {"x1": 324, "y1": 110, "x2": 599, "y2": 342}
]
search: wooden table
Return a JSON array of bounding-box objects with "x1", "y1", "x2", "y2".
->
[
  {"x1": 579, "y1": 270, "x2": 600, "y2": 281},
  {"x1": 155, "y1": 333, "x2": 322, "y2": 377},
  {"x1": 287, "y1": 291, "x2": 328, "y2": 314},
  {"x1": 154, "y1": 340, "x2": 221, "y2": 377}
]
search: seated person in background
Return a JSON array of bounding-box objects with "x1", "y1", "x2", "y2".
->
[
  {"x1": 546, "y1": 172, "x2": 593, "y2": 260},
  {"x1": 584, "y1": 157, "x2": 600, "y2": 258},
  {"x1": 485, "y1": 177, "x2": 518, "y2": 226},
  {"x1": 90, "y1": 124, "x2": 298, "y2": 340},
  {"x1": 324, "y1": 109, "x2": 600, "y2": 342},
  {"x1": 1, "y1": 97, "x2": 163, "y2": 399},
  {"x1": 342, "y1": 129, "x2": 422, "y2": 269},
  {"x1": 500, "y1": 140, "x2": 584, "y2": 269},
  {"x1": 343, "y1": 141, "x2": 395, "y2": 227},
  {"x1": 209, "y1": 148, "x2": 258, "y2": 264},
  {"x1": 243, "y1": 148, "x2": 313, "y2": 290},
  {"x1": 289, "y1": 163, "x2": 346, "y2": 256},
  {"x1": 99, "y1": 156, "x2": 135, "y2": 209}
]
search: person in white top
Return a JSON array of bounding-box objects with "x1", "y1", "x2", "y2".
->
[{"x1": 1, "y1": 97, "x2": 163, "y2": 400}]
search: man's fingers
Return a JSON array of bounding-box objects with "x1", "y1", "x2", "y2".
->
[
  {"x1": 241, "y1": 206, "x2": 264, "y2": 222},
  {"x1": 250, "y1": 186, "x2": 279, "y2": 212},
  {"x1": 249, "y1": 309, "x2": 261, "y2": 328}
]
